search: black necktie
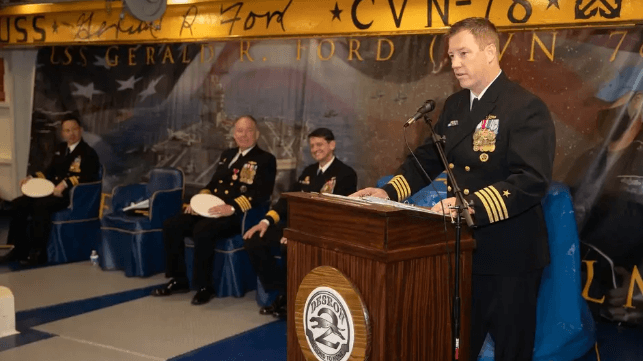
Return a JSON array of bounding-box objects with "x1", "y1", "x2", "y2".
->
[
  {"x1": 471, "y1": 98, "x2": 479, "y2": 111},
  {"x1": 65, "y1": 147, "x2": 70, "y2": 156},
  {"x1": 317, "y1": 169, "x2": 322, "y2": 177},
  {"x1": 228, "y1": 152, "x2": 242, "y2": 168}
]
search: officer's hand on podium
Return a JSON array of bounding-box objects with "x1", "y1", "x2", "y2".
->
[
  {"x1": 280, "y1": 237, "x2": 287, "y2": 245},
  {"x1": 243, "y1": 222, "x2": 268, "y2": 239},
  {"x1": 350, "y1": 187, "x2": 388, "y2": 199},
  {"x1": 430, "y1": 197, "x2": 475, "y2": 218}
]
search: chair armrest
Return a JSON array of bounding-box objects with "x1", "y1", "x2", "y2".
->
[
  {"x1": 149, "y1": 188, "x2": 183, "y2": 228},
  {"x1": 111, "y1": 184, "x2": 147, "y2": 211},
  {"x1": 65, "y1": 180, "x2": 103, "y2": 220}
]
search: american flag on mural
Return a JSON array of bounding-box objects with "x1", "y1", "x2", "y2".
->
[{"x1": 30, "y1": 43, "x2": 202, "y2": 177}]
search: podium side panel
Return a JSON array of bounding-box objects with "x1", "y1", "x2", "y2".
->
[{"x1": 384, "y1": 252, "x2": 472, "y2": 361}]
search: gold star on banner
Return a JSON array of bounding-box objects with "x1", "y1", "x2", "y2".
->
[{"x1": 503, "y1": 190, "x2": 511, "y2": 197}]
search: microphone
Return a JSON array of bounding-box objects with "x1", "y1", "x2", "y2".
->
[{"x1": 404, "y1": 100, "x2": 436, "y2": 127}]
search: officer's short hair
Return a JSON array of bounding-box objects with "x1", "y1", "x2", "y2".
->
[
  {"x1": 62, "y1": 113, "x2": 83, "y2": 128},
  {"x1": 235, "y1": 115, "x2": 257, "y2": 126},
  {"x1": 447, "y1": 17, "x2": 500, "y2": 53},
  {"x1": 308, "y1": 128, "x2": 335, "y2": 142}
]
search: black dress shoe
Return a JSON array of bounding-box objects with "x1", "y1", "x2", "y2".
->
[
  {"x1": 19, "y1": 250, "x2": 47, "y2": 266},
  {"x1": 151, "y1": 279, "x2": 190, "y2": 296},
  {"x1": 191, "y1": 287, "x2": 215, "y2": 305},
  {"x1": 260, "y1": 294, "x2": 286, "y2": 315},
  {"x1": 272, "y1": 304, "x2": 287, "y2": 319}
]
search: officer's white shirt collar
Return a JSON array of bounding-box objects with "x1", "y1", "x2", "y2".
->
[
  {"x1": 68, "y1": 140, "x2": 80, "y2": 153},
  {"x1": 238, "y1": 145, "x2": 255, "y2": 157},
  {"x1": 318, "y1": 156, "x2": 335, "y2": 175},
  {"x1": 470, "y1": 70, "x2": 502, "y2": 110},
  {"x1": 228, "y1": 145, "x2": 255, "y2": 168}
]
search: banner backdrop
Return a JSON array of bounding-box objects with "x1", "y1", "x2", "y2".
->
[{"x1": 30, "y1": 28, "x2": 643, "y2": 324}]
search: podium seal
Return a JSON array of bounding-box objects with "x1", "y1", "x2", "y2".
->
[{"x1": 295, "y1": 266, "x2": 370, "y2": 361}]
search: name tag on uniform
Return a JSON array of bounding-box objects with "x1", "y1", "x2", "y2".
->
[{"x1": 448, "y1": 120, "x2": 459, "y2": 127}]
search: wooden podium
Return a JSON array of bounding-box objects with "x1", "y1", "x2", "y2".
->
[{"x1": 284, "y1": 192, "x2": 476, "y2": 361}]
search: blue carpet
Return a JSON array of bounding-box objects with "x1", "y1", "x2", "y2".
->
[
  {"x1": 169, "y1": 320, "x2": 287, "y2": 361},
  {"x1": 15, "y1": 284, "x2": 165, "y2": 331}
]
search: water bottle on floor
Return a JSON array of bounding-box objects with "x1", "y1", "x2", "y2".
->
[{"x1": 90, "y1": 250, "x2": 99, "y2": 266}]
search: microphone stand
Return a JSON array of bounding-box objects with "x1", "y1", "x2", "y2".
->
[{"x1": 423, "y1": 114, "x2": 473, "y2": 361}]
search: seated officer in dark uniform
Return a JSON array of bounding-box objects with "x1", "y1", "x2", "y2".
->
[
  {"x1": 5, "y1": 116, "x2": 100, "y2": 266},
  {"x1": 152, "y1": 115, "x2": 277, "y2": 305},
  {"x1": 243, "y1": 128, "x2": 357, "y2": 318}
]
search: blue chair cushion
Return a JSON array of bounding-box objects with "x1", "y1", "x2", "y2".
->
[{"x1": 102, "y1": 211, "x2": 154, "y2": 232}]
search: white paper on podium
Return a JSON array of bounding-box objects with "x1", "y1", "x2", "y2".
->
[
  {"x1": 322, "y1": 193, "x2": 444, "y2": 216},
  {"x1": 122, "y1": 199, "x2": 150, "y2": 212}
]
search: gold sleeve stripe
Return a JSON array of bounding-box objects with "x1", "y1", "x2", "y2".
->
[
  {"x1": 389, "y1": 180, "x2": 403, "y2": 200},
  {"x1": 488, "y1": 186, "x2": 509, "y2": 219},
  {"x1": 480, "y1": 188, "x2": 504, "y2": 221},
  {"x1": 235, "y1": 196, "x2": 252, "y2": 212},
  {"x1": 70, "y1": 176, "x2": 80, "y2": 186},
  {"x1": 234, "y1": 198, "x2": 247, "y2": 212},
  {"x1": 199, "y1": 189, "x2": 212, "y2": 195},
  {"x1": 241, "y1": 197, "x2": 252, "y2": 211},
  {"x1": 388, "y1": 175, "x2": 411, "y2": 200},
  {"x1": 266, "y1": 210, "x2": 280, "y2": 224},
  {"x1": 242, "y1": 196, "x2": 252, "y2": 210},
  {"x1": 397, "y1": 175, "x2": 411, "y2": 199},
  {"x1": 475, "y1": 190, "x2": 499, "y2": 223},
  {"x1": 36, "y1": 172, "x2": 46, "y2": 179}
]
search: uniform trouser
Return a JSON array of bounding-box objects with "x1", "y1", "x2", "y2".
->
[
  {"x1": 469, "y1": 269, "x2": 543, "y2": 361},
  {"x1": 243, "y1": 225, "x2": 287, "y2": 294},
  {"x1": 162, "y1": 213, "x2": 240, "y2": 289},
  {"x1": 8, "y1": 195, "x2": 69, "y2": 258}
]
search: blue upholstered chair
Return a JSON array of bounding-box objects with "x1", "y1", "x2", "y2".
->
[
  {"x1": 184, "y1": 202, "x2": 270, "y2": 298},
  {"x1": 477, "y1": 182, "x2": 596, "y2": 361},
  {"x1": 99, "y1": 167, "x2": 184, "y2": 277},
  {"x1": 47, "y1": 165, "x2": 104, "y2": 264}
]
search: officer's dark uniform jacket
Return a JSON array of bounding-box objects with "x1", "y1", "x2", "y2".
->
[
  {"x1": 199, "y1": 146, "x2": 277, "y2": 214},
  {"x1": 33, "y1": 139, "x2": 101, "y2": 197},
  {"x1": 382, "y1": 72, "x2": 556, "y2": 274},
  {"x1": 264, "y1": 157, "x2": 357, "y2": 226}
]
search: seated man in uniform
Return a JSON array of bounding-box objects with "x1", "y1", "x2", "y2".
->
[
  {"x1": 243, "y1": 127, "x2": 358, "y2": 318},
  {"x1": 152, "y1": 115, "x2": 277, "y2": 305},
  {"x1": 4, "y1": 115, "x2": 100, "y2": 266}
]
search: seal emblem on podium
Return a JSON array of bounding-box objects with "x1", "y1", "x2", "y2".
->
[{"x1": 295, "y1": 266, "x2": 370, "y2": 361}]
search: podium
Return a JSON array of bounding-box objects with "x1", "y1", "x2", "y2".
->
[{"x1": 284, "y1": 192, "x2": 476, "y2": 361}]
